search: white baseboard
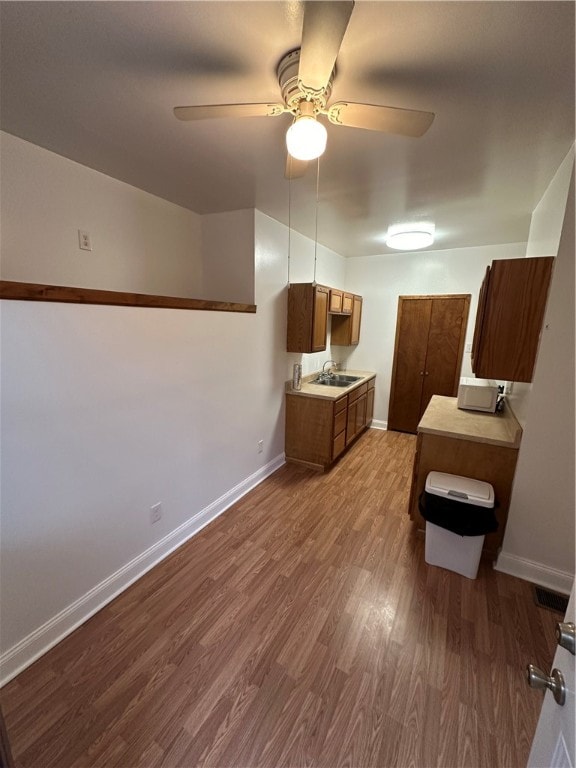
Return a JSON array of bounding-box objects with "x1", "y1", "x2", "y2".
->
[
  {"x1": 0, "y1": 454, "x2": 286, "y2": 687},
  {"x1": 370, "y1": 420, "x2": 387, "y2": 431},
  {"x1": 494, "y1": 551, "x2": 574, "y2": 595}
]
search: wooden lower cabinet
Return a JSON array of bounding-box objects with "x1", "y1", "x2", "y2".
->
[
  {"x1": 366, "y1": 379, "x2": 375, "y2": 426},
  {"x1": 346, "y1": 383, "x2": 368, "y2": 446},
  {"x1": 285, "y1": 377, "x2": 375, "y2": 471},
  {"x1": 408, "y1": 431, "x2": 519, "y2": 558}
]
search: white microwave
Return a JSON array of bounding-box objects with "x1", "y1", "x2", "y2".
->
[{"x1": 457, "y1": 377, "x2": 499, "y2": 413}]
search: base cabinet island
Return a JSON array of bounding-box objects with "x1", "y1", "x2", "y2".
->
[
  {"x1": 408, "y1": 395, "x2": 522, "y2": 559},
  {"x1": 285, "y1": 371, "x2": 375, "y2": 471}
]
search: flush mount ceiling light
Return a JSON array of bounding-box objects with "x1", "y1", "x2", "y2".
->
[
  {"x1": 385, "y1": 222, "x2": 435, "y2": 250},
  {"x1": 286, "y1": 101, "x2": 327, "y2": 161}
]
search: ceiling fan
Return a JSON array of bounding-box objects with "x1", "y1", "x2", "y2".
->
[{"x1": 173, "y1": 1, "x2": 435, "y2": 178}]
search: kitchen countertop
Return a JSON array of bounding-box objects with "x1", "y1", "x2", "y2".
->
[
  {"x1": 418, "y1": 395, "x2": 522, "y2": 449},
  {"x1": 285, "y1": 370, "x2": 376, "y2": 400}
]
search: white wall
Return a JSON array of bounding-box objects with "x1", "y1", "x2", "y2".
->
[
  {"x1": 507, "y1": 145, "x2": 576, "y2": 425},
  {"x1": 1, "y1": 133, "x2": 203, "y2": 297},
  {"x1": 0, "y1": 132, "x2": 349, "y2": 681},
  {"x1": 496, "y1": 158, "x2": 575, "y2": 591},
  {"x1": 342, "y1": 243, "x2": 526, "y2": 425},
  {"x1": 200, "y1": 209, "x2": 255, "y2": 304},
  {"x1": 0, "y1": 205, "x2": 293, "y2": 684},
  {"x1": 526, "y1": 145, "x2": 576, "y2": 258},
  {"x1": 285, "y1": 230, "x2": 347, "y2": 376}
]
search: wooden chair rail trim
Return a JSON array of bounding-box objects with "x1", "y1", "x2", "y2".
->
[{"x1": 0, "y1": 281, "x2": 257, "y2": 313}]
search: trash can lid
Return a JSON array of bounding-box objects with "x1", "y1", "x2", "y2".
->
[{"x1": 425, "y1": 471, "x2": 495, "y2": 508}]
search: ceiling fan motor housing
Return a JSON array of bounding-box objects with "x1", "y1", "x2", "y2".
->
[{"x1": 277, "y1": 49, "x2": 334, "y2": 113}]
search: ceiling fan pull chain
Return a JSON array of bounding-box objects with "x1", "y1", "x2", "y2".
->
[
  {"x1": 313, "y1": 155, "x2": 320, "y2": 284},
  {"x1": 287, "y1": 165, "x2": 292, "y2": 286}
]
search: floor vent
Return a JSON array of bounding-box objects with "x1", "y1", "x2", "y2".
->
[{"x1": 533, "y1": 585, "x2": 569, "y2": 614}]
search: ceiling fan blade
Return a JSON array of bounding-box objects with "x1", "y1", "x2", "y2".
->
[
  {"x1": 298, "y1": 1, "x2": 354, "y2": 93},
  {"x1": 285, "y1": 154, "x2": 308, "y2": 180},
  {"x1": 326, "y1": 102, "x2": 435, "y2": 137},
  {"x1": 174, "y1": 103, "x2": 287, "y2": 121}
]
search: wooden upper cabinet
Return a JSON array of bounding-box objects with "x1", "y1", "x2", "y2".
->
[
  {"x1": 287, "y1": 283, "x2": 330, "y2": 353},
  {"x1": 350, "y1": 295, "x2": 362, "y2": 344},
  {"x1": 331, "y1": 295, "x2": 363, "y2": 346},
  {"x1": 342, "y1": 292, "x2": 354, "y2": 314},
  {"x1": 312, "y1": 286, "x2": 329, "y2": 351},
  {"x1": 472, "y1": 257, "x2": 554, "y2": 382},
  {"x1": 329, "y1": 289, "x2": 343, "y2": 313},
  {"x1": 471, "y1": 266, "x2": 490, "y2": 372},
  {"x1": 329, "y1": 289, "x2": 353, "y2": 315}
]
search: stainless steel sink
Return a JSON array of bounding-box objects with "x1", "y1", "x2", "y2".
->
[
  {"x1": 312, "y1": 379, "x2": 350, "y2": 387},
  {"x1": 311, "y1": 374, "x2": 362, "y2": 387},
  {"x1": 333, "y1": 375, "x2": 362, "y2": 383}
]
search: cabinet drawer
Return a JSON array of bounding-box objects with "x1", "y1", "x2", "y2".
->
[
  {"x1": 333, "y1": 430, "x2": 346, "y2": 460},
  {"x1": 367, "y1": 377, "x2": 375, "y2": 390},
  {"x1": 348, "y1": 382, "x2": 368, "y2": 404},
  {"x1": 334, "y1": 408, "x2": 347, "y2": 437},
  {"x1": 334, "y1": 396, "x2": 348, "y2": 415}
]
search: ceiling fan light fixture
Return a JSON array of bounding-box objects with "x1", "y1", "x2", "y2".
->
[
  {"x1": 286, "y1": 115, "x2": 327, "y2": 161},
  {"x1": 385, "y1": 222, "x2": 435, "y2": 251}
]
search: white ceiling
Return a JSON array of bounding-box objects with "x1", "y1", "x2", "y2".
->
[{"x1": 1, "y1": 1, "x2": 574, "y2": 258}]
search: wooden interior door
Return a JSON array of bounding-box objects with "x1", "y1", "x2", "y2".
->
[
  {"x1": 387, "y1": 298, "x2": 432, "y2": 433},
  {"x1": 388, "y1": 295, "x2": 470, "y2": 433}
]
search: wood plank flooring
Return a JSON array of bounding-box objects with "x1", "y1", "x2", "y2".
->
[{"x1": 1, "y1": 430, "x2": 559, "y2": 767}]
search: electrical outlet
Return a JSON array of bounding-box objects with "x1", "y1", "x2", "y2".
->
[
  {"x1": 258, "y1": 440, "x2": 264, "y2": 454},
  {"x1": 465, "y1": 342, "x2": 472, "y2": 353},
  {"x1": 78, "y1": 230, "x2": 92, "y2": 251},
  {"x1": 150, "y1": 502, "x2": 162, "y2": 525}
]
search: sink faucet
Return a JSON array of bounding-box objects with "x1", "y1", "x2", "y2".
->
[{"x1": 321, "y1": 360, "x2": 337, "y2": 378}]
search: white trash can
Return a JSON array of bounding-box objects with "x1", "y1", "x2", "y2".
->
[{"x1": 422, "y1": 471, "x2": 496, "y2": 579}]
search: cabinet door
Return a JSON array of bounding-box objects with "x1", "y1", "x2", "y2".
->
[
  {"x1": 366, "y1": 384, "x2": 375, "y2": 426},
  {"x1": 342, "y1": 293, "x2": 354, "y2": 314},
  {"x1": 354, "y1": 393, "x2": 367, "y2": 436},
  {"x1": 311, "y1": 285, "x2": 329, "y2": 352},
  {"x1": 473, "y1": 257, "x2": 554, "y2": 382},
  {"x1": 329, "y1": 289, "x2": 343, "y2": 313},
  {"x1": 350, "y1": 295, "x2": 362, "y2": 345},
  {"x1": 346, "y1": 399, "x2": 357, "y2": 446}
]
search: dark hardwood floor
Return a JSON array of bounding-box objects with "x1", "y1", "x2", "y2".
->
[{"x1": 0, "y1": 430, "x2": 557, "y2": 767}]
